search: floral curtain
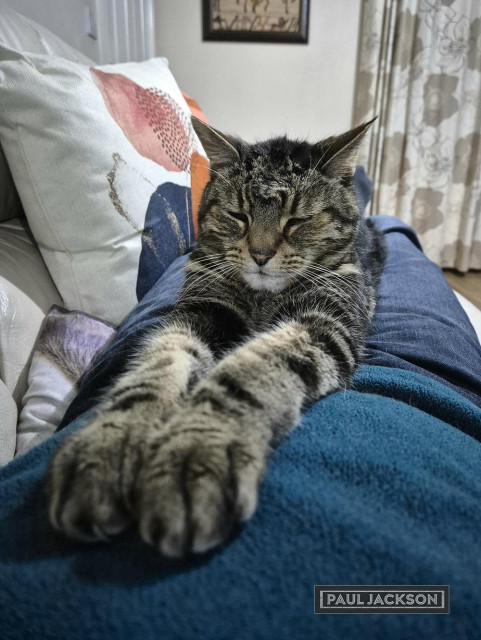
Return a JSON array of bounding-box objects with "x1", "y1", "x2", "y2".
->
[{"x1": 354, "y1": 0, "x2": 481, "y2": 271}]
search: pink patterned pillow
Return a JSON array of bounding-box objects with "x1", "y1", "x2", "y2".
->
[{"x1": 0, "y1": 49, "x2": 208, "y2": 324}]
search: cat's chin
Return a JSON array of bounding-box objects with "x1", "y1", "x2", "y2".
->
[{"x1": 242, "y1": 271, "x2": 288, "y2": 293}]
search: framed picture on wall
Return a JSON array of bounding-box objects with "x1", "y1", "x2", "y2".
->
[{"x1": 202, "y1": 0, "x2": 310, "y2": 44}]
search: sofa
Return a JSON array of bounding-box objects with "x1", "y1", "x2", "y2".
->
[
  {"x1": 0, "y1": 7, "x2": 91, "y2": 465},
  {"x1": 2, "y1": 7, "x2": 481, "y2": 640},
  {"x1": 0, "y1": 4, "x2": 207, "y2": 464}
]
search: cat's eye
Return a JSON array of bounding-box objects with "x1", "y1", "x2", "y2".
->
[
  {"x1": 226, "y1": 210, "x2": 249, "y2": 225},
  {"x1": 283, "y1": 215, "x2": 313, "y2": 236}
]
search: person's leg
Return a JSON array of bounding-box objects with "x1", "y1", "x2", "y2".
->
[{"x1": 366, "y1": 216, "x2": 481, "y2": 408}]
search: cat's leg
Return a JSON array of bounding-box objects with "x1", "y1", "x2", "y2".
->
[
  {"x1": 47, "y1": 323, "x2": 214, "y2": 542},
  {"x1": 135, "y1": 317, "x2": 357, "y2": 556}
]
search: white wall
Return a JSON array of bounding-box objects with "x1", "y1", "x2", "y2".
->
[
  {"x1": 4, "y1": 0, "x2": 100, "y2": 61},
  {"x1": 154, "y1": 0, "x2": 361, "y2": 142}
]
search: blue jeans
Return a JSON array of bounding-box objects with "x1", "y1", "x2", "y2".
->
[
  {"x1": 60, "y1": 216, "x2": 481, "y2": 428},
  {"x1": 366, "y1": 216, "x2": 481, "y2": 408}
]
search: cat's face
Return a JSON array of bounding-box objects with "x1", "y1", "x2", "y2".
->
[{"x1": 192, "y1": 119, "x2": 373, "y2": 292}]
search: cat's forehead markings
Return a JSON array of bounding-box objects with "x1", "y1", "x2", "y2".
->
[{"x1": 254, "y1": 180, "x2": 287, "y2": 205}]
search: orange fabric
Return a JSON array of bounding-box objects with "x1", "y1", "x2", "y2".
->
[
  {"x1": 182, "y1": 91, "x2": 210, "y2": 237},
  {"x1": 190, "y1": 151, "x2": 209, "y2": 238},
  {"x1": 182, "y1": 91, "x2": 209, "y2": 124}
]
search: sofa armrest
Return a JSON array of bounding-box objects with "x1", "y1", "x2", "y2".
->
[
  {"x1": 454, "y1": 291, "x2": 481, "y2": 345},
  {"x1": 0, "y1": 218, "x2": 62, "y2": 405},
  {"x1": 0, "y1": 378, "x2": 16, "y2": 465}
]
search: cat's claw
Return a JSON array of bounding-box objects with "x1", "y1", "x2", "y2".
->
[
  {"x1": 47, "y1": 414, "x2": 264, "y2": 557},
  {"x1": 135, "y1": 420, "x2": 264, "y2": 557}
]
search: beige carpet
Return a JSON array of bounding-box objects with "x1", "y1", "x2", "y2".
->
[{"x1": 444, "y1": 270, "x2": 481, "y2": 310}]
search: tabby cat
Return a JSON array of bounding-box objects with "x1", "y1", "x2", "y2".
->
[{"x1": 47, "y1": 117, "x2": 385, "y2": 557}]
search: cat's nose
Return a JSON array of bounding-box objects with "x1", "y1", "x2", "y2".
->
[{"x1": 249, "y1": 249, "x2": 276, "y2": 266}]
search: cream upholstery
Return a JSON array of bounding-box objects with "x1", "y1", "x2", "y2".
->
[
  {"x1": 0, "y1": 2, "x2": 94, "y2": 223},
  {"x1": 0, "y1": 3, "x2": 82, "y2": 407},
  {"x1": 0, "y1": 377, "x2": 16, "y2": 464},
  {"x1": 454, "y1": 291, "x2": 481, "y2": 344},
  {"x1": 0, "y1": 5, "x2": 89, "y2": 465},
  {"x1": 0, "y1": 218, "x2": 62, "y2": 405},
  {"x1": 0, "y1": 143, "x2": 21, "y2": 222}
]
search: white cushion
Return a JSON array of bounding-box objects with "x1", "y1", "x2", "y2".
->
[
  {"x1": 16, "y1": 307, "x2": 115, "y2": 457},
  {"x1": 0, "y1": 218, "x2": 62, "y2": 404},
  {"x1": 0, "y1": 46, "x2": 206, "y2": 325},
  {"x1": 0, "y1": 3, "x2": 93, "y2": 222}
]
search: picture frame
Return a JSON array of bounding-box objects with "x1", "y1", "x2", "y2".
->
[{"x1": 202, "y1": 0, "x2": 310, "y2": 44}]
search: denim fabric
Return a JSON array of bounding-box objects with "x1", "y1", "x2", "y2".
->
[
  {"x1": 366, "y1": 216, "x2": 481, "y2": 408},
  {"x1": 60, "y1": 215, "x2": 481, "y2": 428}
]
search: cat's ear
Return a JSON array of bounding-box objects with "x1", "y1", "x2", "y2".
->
[
  {"x1": 315, "y1": 118, "x2": 376, "y2": 179},
  {"x1": 191, "y1": 116, "x2": 241, "y2": 170}
]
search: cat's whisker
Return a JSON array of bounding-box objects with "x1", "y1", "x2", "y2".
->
[
  {"x1": 183, "y1": 260, "x2": 239, "y2": 296},
  {"x1": 191, "y1": 252, "x2": 229, "y2": 263},
  {"x1": 185, "y1": 265, "x2": 238, "y2": 300},
  {"x1": 207, "y1": 167, "x2": 236, "y2": 189},
  {"x1": 297, "y1": 269, "x2": 371, "y2": 321},
  {"x1": 302, "y1": 263, "x2": 362, "y2": 293},
  {"x1": 302, "y1": 271, "x2": 366, "y2": 306},
  {"x1": 182, "y1": 267, "x2": 228, "y2": 296},
  {"x1": 183, "y1": 265, "x2": 230, "y2": 292},
  {"x1": 304, "y1": 276, "x2": 366, "y2": 311},
  {"x1": 302, "y1": 272, "x2": 361, "y2": 301},
  {"x1": 311, "y1": 139, "x2": 336, "y2": 173}
]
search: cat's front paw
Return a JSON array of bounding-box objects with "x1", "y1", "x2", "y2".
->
[
  {"x1": 136, "y1": 416, "x2": 265, "y2": 557},
  {"x1": 47, "y1": 419, "x2": 133, "y2": 541}
]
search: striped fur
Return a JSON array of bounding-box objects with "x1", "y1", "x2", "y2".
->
[{"x1": 46, "y1": 119, "x2": 386, "y2": 557}]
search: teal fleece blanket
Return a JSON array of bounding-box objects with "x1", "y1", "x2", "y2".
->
[{"x1": 1, "y1": 365, "x2": 481, "y2": 639}]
